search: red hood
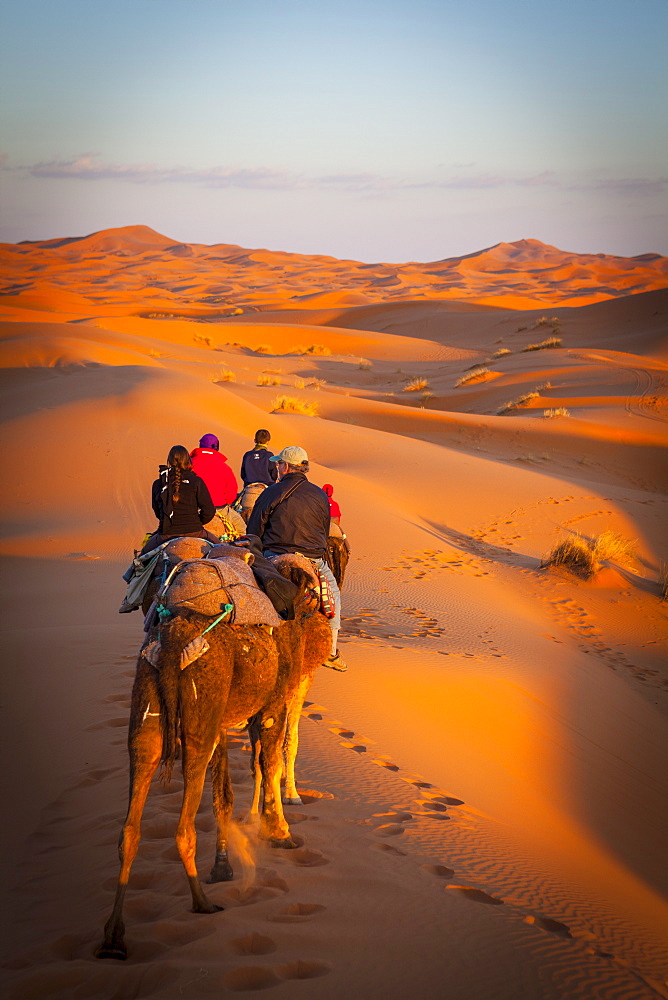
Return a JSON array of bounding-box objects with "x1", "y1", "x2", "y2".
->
[{"x1": 191, "y1": 447, "x2": 228, "y2": 462}]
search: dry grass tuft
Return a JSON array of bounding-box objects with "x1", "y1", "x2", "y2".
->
[
  {"x1": 542, "y1": 530, "x2": 637, "y2": 579},
  {"x1": 418, "y1": 391, "x2": 434, "y2": 407},
  {"x1": 303, "y1": 344, "x2": 332, "y2": 356},
  {"x1": 271, "y1": 395, "x2": 319, "y2": 416},
  {"x1": 522, "y1": 336, "x2": 562, "y2": 352},
  {"x1": 492, "y1": 348, "x2": 512, "y2": 358},
  {"x1": 541, "y1": 535, "x2": 597, "y2": 579},
  {"x1": 591, "y1": 530, "x2": 637, "y2": 568},
  {"x1": 358, "y1": 358, "x2": 372, "y2": 370},
  {"x1": 254, "y1": 344, "x2": 272, "y2": 354},
  {"x1": 455, "y1": 366, "x2": 490, "y2": 387},
  {"x1": 543, "y1": 408, "x2": 570, "y2": 417},
  {"x1": 498, "y1": 390, "x2": 539, "y2": 414},
  {"x1": 403, "y1": 377, "x2": 430, "y2": 392},
  {"x1": 217, "y1": 370, "x2": 236, "y2": 382},
  {"x1": 659, "y1": 562, "x2": 668, "y2": 601},
  {"x1": 194, "y1": 333, "x2": 214, "y2": 348},
  {"x1": 257, "y1": 374, "x2": 280, "y2": 386}
]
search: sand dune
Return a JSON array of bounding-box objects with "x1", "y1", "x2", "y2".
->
[{"x1": 1, "y1": 229, "x2": 667, "y2": 999}]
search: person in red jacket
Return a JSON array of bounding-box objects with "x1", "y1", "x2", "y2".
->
[
  {"x1": 322, "y1": 483, "x2": 341, "y2": 523},
  {"x1": 190, "y1": 433, "x2": 238, "y2": 507}
]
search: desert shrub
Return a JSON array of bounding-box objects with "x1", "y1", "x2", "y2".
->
[
  {"x1": 498, "y1": 391, "x2": 539, "y2": 414},
  {"x1": 194, "y1": 333, "x2": 214, "y2": 348},
  {"x1": 541, "y1": 535, "x2": 597, "y2": 579},
  {"x1": 217, "y1": 370, "x2": 236, "y2": 382},
  {"x1": 271, "y1": 395, "x2": 319, "y2": 416},
  {"x1": 254, "y1": 344, "x2": 271, "y2": 354},
  {"x1": 419, "y1": 391, "x2": 434, "y2": 407},
  {"x1": 659, "y1": 563, "x2": 668, "y2": 601},
  {"x1": 535, "y1": 381, "x2": 552, "y2": 390},
  {"x1": 403, "y1": 377, "x2": 430, "y2": 392},
  {"x1": 257, "y1": 375, "x2": 280, "y2": 386},
  {"x1": 455, "y1": 366, "x2": 490, "y2": 387},
  {"x1": 303, "y1": 344, "x2": 332, "y2": 356},
  {"x1": 522, "y1": 337, "x2": 562, "y2": 352},
  {"x1": 307, "y1": 378, "x2": 326, "y2": 390},
  {"x1": 543, "y1": 408, "x2": 570, "y2": 417},
  {"x1": 492, "y1": 348, "x2": 511, "y2": 358},
  {"x1": 543, "y1": 530, "x2": 637, "y2": 579},
  {"x1": 591, "y1": 530, "x2": 637, "y2": 568},
  {"x1": 232, "y1": 307, "x2": 243, "y2": 315},
  {"x1": 358, "y1": 358, "x2": 371, "y2": 370}
]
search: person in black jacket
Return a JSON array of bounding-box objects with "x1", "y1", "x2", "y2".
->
[
  {"x1": 247, "y1": 445, "x2": 347, "y2": 672},
  {"x1": 146, "y1": 445, "x2": 218, "y2": 551},
  {"x1": 119, "y1": 445, "x2": 219, "y2": 612}
]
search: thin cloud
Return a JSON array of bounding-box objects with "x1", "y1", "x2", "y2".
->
[{"x1": 6, "y1": 154, "x2": 667, "y2": 197}]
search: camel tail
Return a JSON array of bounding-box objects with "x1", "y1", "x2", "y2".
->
[{"x1": 155, "y1": 617, "x2": 197, "y2": 781}]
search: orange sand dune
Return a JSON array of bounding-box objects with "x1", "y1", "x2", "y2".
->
[
  {"x1": 2, "y1": 226, "x2": 666, "y2": 315},
  {"x1": 1, "y1": 229, "x2": 667, "y2": 999}
]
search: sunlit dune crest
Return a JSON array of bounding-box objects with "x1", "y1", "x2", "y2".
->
[
  {"x1": 0, "y1": 224, "x2": 667, "y2": 999},
  {"x1": 1, "y1": 225, "x2": 666, "y2": 316}
]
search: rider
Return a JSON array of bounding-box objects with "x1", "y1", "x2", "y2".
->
[
  {"x1": 238, "y1": 429, "x2": 278, "y2": 522},
  {"x1": 190, "y1": 433, "x2": 238, "y2": 507},
  {"x1": 246, "y1": 445, "x2": 347, "y2": 672}
]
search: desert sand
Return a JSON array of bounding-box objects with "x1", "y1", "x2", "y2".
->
[{"x1": 1, "y1": 227, "x2": 667, "y2": 999}]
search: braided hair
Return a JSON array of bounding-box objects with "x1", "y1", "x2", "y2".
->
[{"x1": 166, "y1": 445, "x2": 192, "y2": 505}]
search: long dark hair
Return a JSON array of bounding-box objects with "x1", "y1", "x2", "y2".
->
[{"x1": 167, "y1": 445, "x2": 192, "y2": 503}]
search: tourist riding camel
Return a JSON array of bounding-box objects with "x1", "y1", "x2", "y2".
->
[
  {"x1": 247, "y1": 444, "x2": 347, "y2": 672},
  {"x1": 119, "y1": 445, "x2": 218, "y2": 612},
  {"x1": 237, "y1": 428, "x2": 278, "y2": 522},
  {"x1": 190, "y1": 433, "x2": 238, "y2": 507}
]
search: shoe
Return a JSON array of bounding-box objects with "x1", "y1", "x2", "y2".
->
[
  {"x1": 118, "y1": 599, "x2": 140, "y2": 614},
  {"x1": 323, "y1": 650, "x2": 347, "y2": 672}
]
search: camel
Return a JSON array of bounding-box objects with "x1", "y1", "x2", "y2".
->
[{"x1": 97, "y1": 560, "x2": 330, "y2": 961}]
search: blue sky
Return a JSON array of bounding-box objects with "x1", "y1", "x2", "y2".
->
[{"x1": 1, "y1": 0, "x2": 666, "y2": 261}]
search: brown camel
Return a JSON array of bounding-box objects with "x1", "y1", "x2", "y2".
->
[{"x1": 97, "y1": 562, "x2": 330, "y2": 961}]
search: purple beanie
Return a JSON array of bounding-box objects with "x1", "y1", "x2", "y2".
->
[{"x1": 199, "y1": 433, "x2": 219, "y2": 450}]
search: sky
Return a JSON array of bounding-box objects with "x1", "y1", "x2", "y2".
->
[{"x1": 1, "y1": 0, "x2": 667, "y2": 262}]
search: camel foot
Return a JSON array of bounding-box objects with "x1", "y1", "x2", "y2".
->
[
  {"x1": 207, "y1": 861, "x2": 234, "y2": 883},
  {"x1": 282, "y1": 795, "x2": 303, "y2": 806},
  {"x1": 266, "y1": 835, "x2": 298, "y2": 849},
  {"x1": 192, "y1": 900, "x2": 224, "y2": 914},
  {"x1": 95, "y1": 942, "x2": 127, "y2": 961}
]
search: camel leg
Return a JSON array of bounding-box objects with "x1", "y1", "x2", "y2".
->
[
  {"x1": 257, "y1": 711, "x2": 295, "y2": 847},
  {"x1": 97, "y1": 700, "x2": 162, "y2": 960},
  {"x1": 207, "y1": 738, "x2": 234, "y2": 883},
  {"x1": 176, "y1": 742, "x2": 224, "y2": 913},
  {"x1": 282, "y1": 674, "x2": 313, "y2": 805},
  {"x1": 247, "y1": 715, "x2": 263, "y2": 820}
]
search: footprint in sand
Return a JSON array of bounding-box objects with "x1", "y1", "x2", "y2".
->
[
  {"x1": 224, "y1": 883, "x2": 287, "y2": 907},
  {"x1": 276, "y1": 960, "x2": 331, "y2": 980},
  {"x1": 295, "y1": 789, "x2": 335, "y2": 803},
  {"x1": 372, "y1": 811, "x2": 413, "y2": 823},
  {"x1": 286, "y1": 848, "x2": 329, "y2": 867},
  {"x1": 222, "y1": 967, "x2": 282, "y2": 991},
  {"x1": 524, "y1": 915, "x2": 572, "y2": 938},
  {"x1": 228, "y1": 932, "x2": 277, "y2": 955},
  {"x1": 374, "y1": 759, "x2": 400, "y2": 772},
  {"x1": 270, "y1": 902, "x2": 326, "y2": 923},
  {"x1": 421, "y1": 864, "x2": 455, "y2": 879},
  {"x1": 283, "y1": 811, "x2": 318, "y2": 824},
  {"x1": 374, "y1": 823, "x2": 405, "y2": 837},
  {"x1": 372, "y1": 843, "x2": 406, "y2": 856},
  {"x1": 447, "y1": 886, "x2": 504, "y2": 906}
]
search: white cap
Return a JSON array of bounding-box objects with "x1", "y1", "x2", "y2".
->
[{"x1": 270, "y1": 445, "x2": 309, "y2": 465}]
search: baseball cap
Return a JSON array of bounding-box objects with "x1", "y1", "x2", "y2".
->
[{"x1": 270, "y1": 445, "x2": 309, "y2": 465}]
